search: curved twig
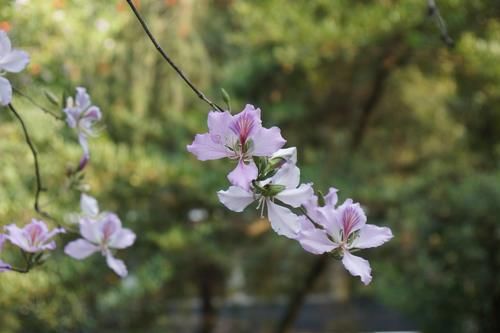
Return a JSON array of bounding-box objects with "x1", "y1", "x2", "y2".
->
[
  {"x1": 427, "y1": 0, "x2": 454, "y2": 47},
  {"x1": 13, "y1": 87, "x2": 64, "y2": 121},
  {"x1": 125, "y1": 0, "x2": 224, "y2": 112},
  {"x1": 8, "y1": 103, "x2": 53, "y2": 220}
]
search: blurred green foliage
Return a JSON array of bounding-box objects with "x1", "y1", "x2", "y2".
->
[{"x1": 0, "y1": 0, "x2": 499, "y2": 332}]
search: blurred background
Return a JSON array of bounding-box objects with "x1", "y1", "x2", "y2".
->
[{"x1": 0, "y1": 0, "x2": 499, "y2": 332}]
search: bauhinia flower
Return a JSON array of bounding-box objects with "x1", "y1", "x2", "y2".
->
[
  {"x1": 187, "y1": 104, "x2": 286, "y2": 190},
  {"x1": 63, "y1": 87, "x2": 102, "y2": 171},
  {"x1": 297, "y1": 197, "x2": 393, "y2": 285},
  {"x1": 218, "y1": 158, "x2": 313, "y2": 239},
  {"x1": 0, "y1": 30, "x2": 30, "y2": 106},
  {"x1": 4, "y1": 219, "x2": 65, "y2": 253},
  {"x1": 0, "y1": 234, "x2": 11, "y2": 272},
  {"x1": 65, "y1": 212, "x2": 136, "y2": 277}
]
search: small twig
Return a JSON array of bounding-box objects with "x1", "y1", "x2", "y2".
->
[
  {"x1": 427, "y1": 0, "x2": 454, "y2": 47},
  {"x1": 12, "y1": 87, "x2": 64, "y2": 121},
  {"x1": 8, "y1": 103, "x2": 53, "y2": 220},
  {"x1": 125, "y1": 0, "x2": 224, "y2": 112}
]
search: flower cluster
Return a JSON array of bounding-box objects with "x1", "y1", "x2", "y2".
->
[
  {"x1": 188, "y1": 105, "x2": 393, "y2": 284},
  {"x1": 0, "y1": 31, "x2": 29, "y2": 106},
  {"x1": 65, "y1": 194, "x2": 136, "y2": 277},
  {"x1": 0, "y1": 219, "x2": 65, "y2": 273},
  {"x1": 63, "y1": 87, "x2": 102, "y2": 172}
]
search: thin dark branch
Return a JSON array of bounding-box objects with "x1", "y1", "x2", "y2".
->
[
  {"x1": 8, "y1": 103, "x2": 53, "y2": 220},
  {"x1": 125, "y1": 0, "x2": 224, "y2": 112},
  {"x1": 427, "y1": 0, "x2": 454, "y2": 47},
  {"x1": 13, "y1": 87, "x2": 64, "y2": 121}
]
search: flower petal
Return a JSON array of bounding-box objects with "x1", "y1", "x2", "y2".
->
[
  {"x1": 64, "y1": 239, "x2": 99, "y2": 259},
  {"x1": 336, "y1": 199, "x2": 366, "y2": 237},
  {"x1": 0, "y1": 31, "x2": 12, "y2": 56},
  {"x1": 342, "y1": 251, "x2": 372, "y2": 285},
  {"x1": 80, "y1": 219, "x2": 102, "y2": 244},
  {"x1": 81, "y1": 194, "x2": 99, "y2": 217},
  {"x1": 352, "y1": 224, "x2": 393, "y2": 249},
  {"x1": 217, "y1": 186, "x2": 254, "y2": 212},
  {"x1": 227, "y1": 160, "x2": 258, "y2": 190},
  {"x1": 106, "y1": 253, "x2": 128, "y2": 277},
  {"x1": 297, "y1": 217, "x2": 337, "y2": 254},
  {"x1": 207, "y1": 110, "x2": 233, "y2": 137},
  {"x1": 266, "y1": 200, "x2": 300, "y2": 239},
  {"x1": 75, "y1": 87, "x2": 91, "y2": 109},
  {"x1": 109, "y1": 228, "x2": 136, "y2": 249},
  {"x1": 251, "y1": 126, "x2": 286, "y2": 156},
  {"x1": 272, "y1": 164, "x2": 300, "y2": 189},
  {"x1": 0, "y1": 76, "x2": 12, "y2": 106},
  {"x1": 187, "y1": 133, "x2": 231, "y2": 161},
  {"x1": 0, "y1": 49, "x2": 29, "y2": 73},
  {"x1": 275, "y1": 183, "x2": 314, "y2": 208},
  {"x1": 324, "y1": 187, "x2": 339, "y2": 207},
  {"x1": 4, "y1": 224, "x2": 30, "y2": 252}
]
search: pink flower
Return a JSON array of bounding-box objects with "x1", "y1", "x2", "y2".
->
[
  {"x1": 187, "y1": 104, "x2": 286, "y2": 190},
  {"x1": 297, "y1": 198, "x2": 393, "y2": 285},
  {"x1": 0, "y1": 31, "x2": 30, "y2": 106},
  {"x1": 63, "y1": 87, "x2": 102, "y2": 170},
  {"x1": 64, "y1": 212, "x2": 136, "y2": 277},
  {"x1": 4, "y1": 219, "x2": 65, "y2": 253},
  {"x1": 0, "y1": 234, "x2": 11, "y2": 272},
  {"x1": 218, "y1": 161, "x2": 313, "y2": 239}
]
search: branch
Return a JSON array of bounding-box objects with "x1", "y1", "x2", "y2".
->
[
  {"x1": 125, "y1": 0, "x2": 224, "y2": 112},
  {"x1": 427, "y1": 0, "x2": 454, "y2": 47},
  {"x1": 13, "y1": 87, "x2": 64, "y2": 121},
  {"x1": 8, "y1": 103, "x2": 53, "y2": 220}
]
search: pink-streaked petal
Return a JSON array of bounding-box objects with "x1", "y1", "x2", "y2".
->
[
  {"x1": 297, "y1": 217, "x2": 337, "y2": 254},
  {"x1": 229, "y1": 105, "x2": 262, "y2": 142},
  {"x1": 0, "y1": 76, "x2": 12, "y2": 106},
  {"x1": 275, "y1": 183, "x2": 314, "y2": 208},
  {"x1": 81, "y1": 194, "x2": 99, "y2": 217},
  {"x1": 251, "y1": 126, "x2": 286, "y2": 156},
  {"x1": 266, "y1": 200, "x2": 300, "y2": 239},
  {"x1": 109, "y1": 228, "x2": 136, "y2": 249},
  {"x1": 187, "y1": 133, "x2": 231, "y2": 161},
  {"x1": 64, "y1": 239, "x2": 99, "y2": 259},
  {"x1": 324, "y1": 187, "x2": 339, "y2": 207},
  {"x1": 227, "y1": 160, "x2": 258, "y2": 191},
  {"x1": 217, "y1": 186, "x2": 254, "y2": 212},
  {"x1": 352, "y1": 224, "x2": 393, "y2": 249},
  {"x1": 0, "y1": 31, "x2": 12, "y2": 56},
  {"x1": 0, "y1": 49, "x2": 29, "y2": 72},
  {"x1": 106, "y1": 253, "x2": 128, "y2": 277},
  {"x1": 336, "y1": 199, "x2": 366, "y2": 237},
  {"x1": 272, "y1": 164, "x2": 300, "y2": 189},
  {"x1": 342, "y1": 251, "x2": 372, "y2": 285}
]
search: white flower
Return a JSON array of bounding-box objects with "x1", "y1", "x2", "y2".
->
[
  {"x1": 0, "y1": 31, "x2": 29, "y2": 106},
  {"x1": 218, "y1": 162, "x2": 313, "y2": 239}
]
